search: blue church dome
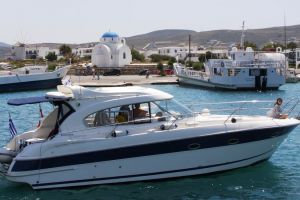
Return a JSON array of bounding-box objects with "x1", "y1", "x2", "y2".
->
[{"x1": 102, "y1": 32, "x2": 119, "y2": 38}]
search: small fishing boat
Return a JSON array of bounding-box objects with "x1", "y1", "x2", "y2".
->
[
  {"x1": 0, "y1": 65, "x2": 70, "y2": 92},
  {"x1": 0, "y1": 85, "x2": 299, "y2": 189}
]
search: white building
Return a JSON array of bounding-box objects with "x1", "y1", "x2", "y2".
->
[
  {"x1": 11, "y1": 42, "x2": 26, "y2": 60},
  {"x1": 92, "y1": 32, "x2": 132, "y2": 67},
  {"x1": 25, "y1": 46, "x2": 60, "y2": 59},
  {"x1": 158, "y1": 47, "x2": 189, "y2": 58},
  {"x1": 296, "y1": 48, "x2": 300, "y2": 69},
  {"x1": 74, "y1": 47, "x2": 93, "y2": 58}
]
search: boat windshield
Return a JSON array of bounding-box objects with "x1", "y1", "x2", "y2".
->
[{"x1": 153, "y1": 99, "x2": 193, "y2": 118}]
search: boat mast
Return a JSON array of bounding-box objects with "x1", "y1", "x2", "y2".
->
[
  {"x1": 188, "y1": 34, "x2": 191, "y2": 63},
  {"x1": 240, "y1": 21, "x2": 245, "y2": 50},
  {"x1": 284, "y1": 13, "x2": 288, "y2": 71}
]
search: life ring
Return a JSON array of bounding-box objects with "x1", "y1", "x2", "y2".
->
[{"x1": 221, "y1": 61, "x2": 225, "y2": 67}]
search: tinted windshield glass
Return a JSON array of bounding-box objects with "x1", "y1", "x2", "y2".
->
[{"x1": 154, "y1": 99, "x2": 193, "y2": 118}]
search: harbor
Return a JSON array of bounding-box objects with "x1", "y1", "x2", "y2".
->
[
  {"x1": 65, "y1": 74, "x2": 178, "y2": 87},
  {"x1": 0, "y1": 83, "x2": 300, "y2": 198},
  {"x1": 1, "y1": 0, "x2": 300, "y2": 199}
]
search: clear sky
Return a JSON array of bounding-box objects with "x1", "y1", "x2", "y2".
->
[{"x1": 1, "y1": 0, "x2": 300, "y2": 44}]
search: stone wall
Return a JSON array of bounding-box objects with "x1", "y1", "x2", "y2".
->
[{"x1": 68, "y1": 63, "x2": 160, "y2": 75}]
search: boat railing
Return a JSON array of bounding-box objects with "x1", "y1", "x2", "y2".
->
[
  {"x1": 185, "y1": 99, "x2": 300, "y2": 121},
  {"x1": 174, "y1": 65, "x2": 208, "y2": 78},
  {"x1": 207, "y1": 59, "x2": 285, "y2": 68}
]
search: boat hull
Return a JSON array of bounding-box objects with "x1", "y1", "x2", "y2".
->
[
  {"x1": 5, "y1": 124, "x2": 297, "y2": 189},
  {"x1": 0, "y1": 78, "x2": 62, "y2": 92},
  {"x1": 177, "y1": 75, "x2": 279, "y2": 91},
  {"x1": 0, "y1": 66, "x2": 70, "y2": 93}
]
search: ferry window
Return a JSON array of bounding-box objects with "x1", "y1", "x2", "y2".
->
[
  {"x1": 249, "y1": 69, "x2": 260, "y2": 76},
  {"x1": 133, "y1": 103, "x2": 151, "y2": 124}
]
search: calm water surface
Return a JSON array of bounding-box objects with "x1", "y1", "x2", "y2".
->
[{"x1": 0, "y1": 83, "x2": 300, "y2": 200}]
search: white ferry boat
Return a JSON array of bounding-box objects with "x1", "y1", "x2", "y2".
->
[
  {"x1": 0, "y1": 85, "x2": 299, "y2": 189},
  {"x1": 174, "y1": 47, "x2": 287, "y2": 90}
]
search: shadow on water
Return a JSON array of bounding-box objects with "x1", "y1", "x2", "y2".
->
[{"x1": 0, "y1": 161, "x2": 298, "y2": 200}]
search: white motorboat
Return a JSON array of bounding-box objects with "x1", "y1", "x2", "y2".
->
[
  {"x1": 174, "y1": 48, "x2": 287, "y2": 90},
  {"x1": 0, "y1": 85, "x2": 299, "y2": 189},
  {"x1": 286, "y1": 68, "x2": 299, "y2": 83},
  {"x1": 0, "y1": 65, "x2": 70, "y2": 92}
]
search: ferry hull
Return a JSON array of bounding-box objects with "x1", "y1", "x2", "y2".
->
[{"x1": 178, "y1": 75, "x2": 280, "y2": 91}]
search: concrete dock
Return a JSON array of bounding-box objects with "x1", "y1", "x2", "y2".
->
[{"x1": 66, "y1": 75, "x2": 178, "y2": 87}]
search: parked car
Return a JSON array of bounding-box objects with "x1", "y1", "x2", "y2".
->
[
  {"x1": 103, "y1": 69, "x2": 121, "y2": 76},
  {"x1": 138, "y1": 69, "x2": 149, "y2": 75},
  {"x1": 164, "y1": 69, "x2": 174, "y2": 75}
]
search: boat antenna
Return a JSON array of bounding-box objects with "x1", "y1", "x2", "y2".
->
[
  {"x1": 240, "y1": 21, "x2": 245, "y2": 50},
  {"x1": 284, "y1": 12, "x2": 288, "y2": 73},
  {"x1": 284, "y1": 13, "x2": 287, "y2": 50},
  {"x1": 188, "y1": 34, "x2": 191, "y2": 64}
]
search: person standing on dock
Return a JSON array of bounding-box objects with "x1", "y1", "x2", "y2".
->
[{"x1": 92, "y1": 66, "x2": 96, "y2": 80}]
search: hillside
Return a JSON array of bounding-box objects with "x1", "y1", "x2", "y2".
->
[
  {"x1": 1, "y1": 24, "x2": 300, "y2": 52},
  {"x1": 0, "y1": 42, "x2": 11, "y2": 48},
  {"x1": 126, "y1": 25, "x2": 300, "y2": 49}
]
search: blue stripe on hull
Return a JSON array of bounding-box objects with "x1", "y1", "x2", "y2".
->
[
  {"x1": 32, "y1": 148, "x2": 273, "y2": 188},
  {"x1": 11, "y1": 125, "x2": 297, "y2": 172},
  {"x1": 0, "y1": 78, "x2": 62, "y2": 93}
]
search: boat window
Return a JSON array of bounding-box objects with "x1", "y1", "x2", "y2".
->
[
  {"x1": 48, "y1": 102, "x2": 74, "y2": 139},
  {"x1": 133, "y1": 103, "x2": 151, "y2": 124},
  {"x1": 114, "y1": 105, "x2": 133, "y2": 124},
  {"x1": 84, "y1": 105, "x2": 134, "y2": 127},
  {"x1": 153, "y1": 99, "x2": 193, "y2": 118},
  {"x1": 84, "y1": 108, "x2": 112, "y2": 127},
  {"x1": 150, "y1": 102, "x2": 170, "y2": 122}
]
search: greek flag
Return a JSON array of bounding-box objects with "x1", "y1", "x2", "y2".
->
[
  {"x1": 62, "y1": 78, "x2": 72, "y2": 86},
  {"x1": 9, "y1": 113, "x2": 17, "y2": 138}
]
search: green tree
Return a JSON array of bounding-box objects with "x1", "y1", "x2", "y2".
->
[
  {"x1": 205, "y1": 51, "x2": 217, "y2": 60},
  {"x1": 157, "y1": 62, "x2": 165, "y2": 76},
  {"x1": 287, "y1": 42, "x2": 297, "y2": 50},
  {"x1": 150, "y1": 54, "x2": 171, "y2": 62},
  {"x1": 192, "y1": 62, "x2": 203, "y2": 71},
  {"x1": 47, "y1": 63, "x2": 57, "y2": 71},
  {"x1": 131, "y1": 49, "x2": 145, "y2": 62},
  {"x1": 167, "y1": 57, "x2": 176, "y2": 66},
  {"x1": 59, "y1": 44, "x2": 72, "y2": 57},
  {"x1": 45, "y1": 52, "x2": 57, "y2": 61},
  {"x1": 261, "y1": 43, "x2": 274, "y2": 51},
  {"x1": 244, "y1": 41, "x2": 258, "y2": 50},
  {"x1": 198, "y1": 54, "x2": 206, "y2": 62}
]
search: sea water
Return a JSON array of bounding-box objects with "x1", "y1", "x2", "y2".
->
[{"x1": 0, "y1": 83, "x2": 300, "y2": 199}]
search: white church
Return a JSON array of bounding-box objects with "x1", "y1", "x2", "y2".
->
[{"x1": 92, "y1": 32, "x2": 132, "y2": 68}]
